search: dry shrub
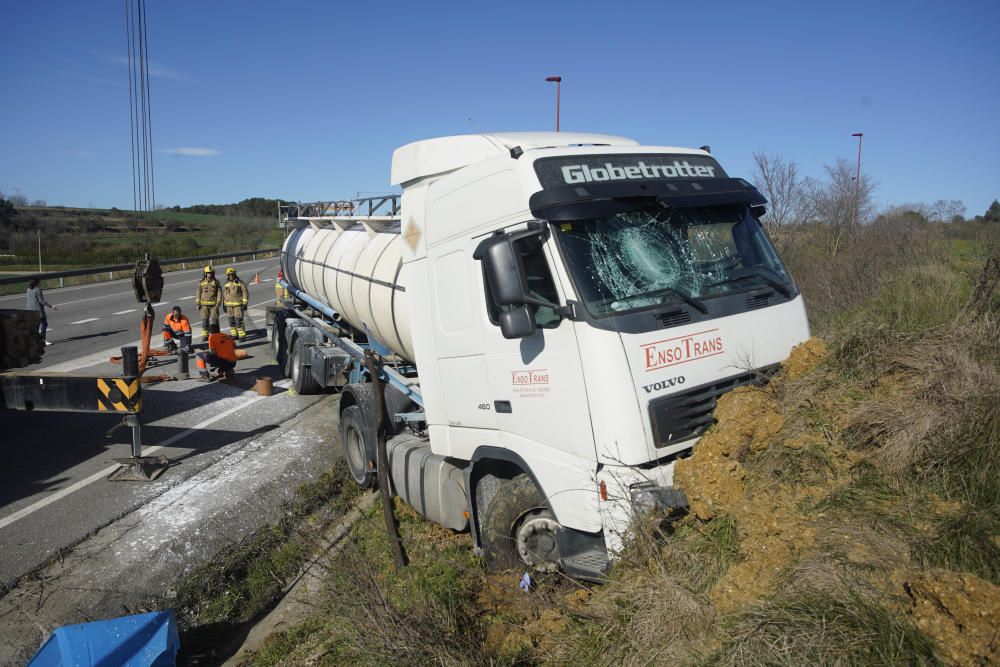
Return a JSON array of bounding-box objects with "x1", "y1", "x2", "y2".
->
[
  {"x1": 777, "y1": 216, "x2": 946, "y2": 333},
  {"x1": 317, "y1": 538, "x2": 488, "y2": 666},
  {"x1": 548, "y1": 513, "x2": 731, "y2": 665},
  {"x1": 711, "y1": 567, "x2": 940, "y2": 666},
  {"x1": 844, "y1": 322, "x2": 999, "y2": 479}
]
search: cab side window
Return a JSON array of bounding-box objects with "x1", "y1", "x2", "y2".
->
[{"x1": 483, "y1": 236, "x2": 561, "y2": 328}]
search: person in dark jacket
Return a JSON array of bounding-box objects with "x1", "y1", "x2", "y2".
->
[{"x1": 25, "y1": 278, "x2": 57, "y2": 344}]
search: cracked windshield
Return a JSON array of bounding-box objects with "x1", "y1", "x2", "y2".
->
[{"x1": 556, "y1": 203, "x2": 792, "y2": 315}]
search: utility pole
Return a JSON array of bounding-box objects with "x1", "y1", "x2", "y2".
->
[
  {"x1": 852, "y1": 132, "x2": 863, "y2": 227},
  {"x1": 545, "y1": 76, "x2": 562, "y2": 131},
  {"x1": 36, "y1": 228, "x2": 42, "y2": 273}
]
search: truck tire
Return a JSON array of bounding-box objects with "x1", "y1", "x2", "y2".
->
[
  {"x1": 270, "y1": 319, "x2": 282, "y2": 358},
  {"x1": 290, "y1": 343, "x2": 320, "y2": 395},
  {"x1": 340, "y1": 405, "x2": 376, "y2": 488},
  {"x1": 480, "y1": 474, "x2": 561, "y2": 571}
]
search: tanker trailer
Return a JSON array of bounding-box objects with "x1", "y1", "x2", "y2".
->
[{"x1": 271, "y1": 132, "x2": 811, "y2": 579}]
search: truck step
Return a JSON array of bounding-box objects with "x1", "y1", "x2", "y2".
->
[{"x1": 561, "y1": 550, "x2": 609, "y2": 580}]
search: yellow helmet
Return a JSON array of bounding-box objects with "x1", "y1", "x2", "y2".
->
[
  {"x1": 226, "y1": 267, "x2": 237, "y2": 276},
  {"x1": 204, "y1": 265, "x2": 214, "y2": 274}
]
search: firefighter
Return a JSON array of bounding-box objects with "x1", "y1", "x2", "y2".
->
[
  {"x1": 195, "y1": 325, "x2": 239, "y2": 381},
  {"x1": 223, "y1": 267, "x2": 249, "y2": 340},
  {"x1": 162, "y1": 305, "x2": 192, "y2": 352},
  {"x1": 194, "y1": 266, "x2": 222, "y2": 340}
]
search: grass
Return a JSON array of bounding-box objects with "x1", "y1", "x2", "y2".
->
[
  {"x1": 710, "y1": 583, "x2": 941, "y2": 666},
  {"x1": 170, "y1": 465, "x2": 359, "y2": 660}
]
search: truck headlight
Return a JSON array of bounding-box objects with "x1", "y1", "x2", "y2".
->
[{"x1": 629, "y1": 482, "x2": 689, "y2": 513}]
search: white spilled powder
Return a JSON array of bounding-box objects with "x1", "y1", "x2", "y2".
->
[{"x1": 118, "y1": 427, "x2": 313, "y2": 565}]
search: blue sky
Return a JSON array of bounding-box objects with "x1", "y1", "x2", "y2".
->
[{"x1": 1, "y1": 0, "x2": 997, "y2": 214}]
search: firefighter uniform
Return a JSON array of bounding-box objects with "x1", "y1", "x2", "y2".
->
[
  {"x1": 195, "y1": 267, "x2": 222, "y2": 338},
  {"x1": 223, "y1": 269, "x2": 249, "y2": 340},
  {"x1": 162, "y1": 308, "x2": 192, "y2": 351},
  {"x1": 196, "y1": 331, "x2": 238, "y2": 380}
]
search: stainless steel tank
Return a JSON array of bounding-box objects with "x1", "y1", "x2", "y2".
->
[{"x1": 281, "y1": 225, "x2": 413, "y2": 361}]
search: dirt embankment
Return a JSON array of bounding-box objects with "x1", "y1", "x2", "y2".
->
[{"x1": 671, "y1": 337, "x2": 1000, "y2": 664}]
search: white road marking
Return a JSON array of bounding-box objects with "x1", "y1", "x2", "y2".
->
[
  {"x1": 112, "y1": 309, "x2": 137, "y2": 315},
  {"x1": 43, "y1": 339, "x2": 144, "y2": 372},
  {"x1": 153, "y1": 302, "x2": 167, "y2": 307},
  {"x1": 179, "y1": 296, "x2": 195, "y2": 300},
  {"x1": 0, "y1": 258, "x2": 280, "y2": 304},
  {"x1": 0, "y1": 384, "x2": 289, "y2": 531},
  {"x1": 70, "y1": 317, "x2": 99, "y2": 325}
]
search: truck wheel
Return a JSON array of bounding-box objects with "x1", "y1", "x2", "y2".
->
[
  {"x1": 340, "y1": 405, "x2": 376, "y2": 488},
  {"x1": 282, "y1": 335, "x2": 296, "y2": 378},
  {"x1": 270, "y1": 319, "x2": 282, "y2": 358},
  {"x1": 290, "y1": 344, "x2": 320, "y2": 395},
  {"x1": 481, "y1": 474, "x2": 561, "y2": 571}
]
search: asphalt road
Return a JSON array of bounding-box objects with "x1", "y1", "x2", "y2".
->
[
  {"x1": 0, "y1": 258, "x2": 347, "y2": 589},
  {"x1": 0, "y1": 256, "x2": 283, "y2": 370}
]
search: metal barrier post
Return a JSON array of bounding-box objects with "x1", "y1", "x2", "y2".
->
[
  {"x1": 108, "y1": 345, "x2": 169, "y2": 482},
  {"x1": 177, "y1": 348, "x2": 189, "y2": 379}
]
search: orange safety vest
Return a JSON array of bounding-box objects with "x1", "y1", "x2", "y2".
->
[
  {"x1": 207, "y1": 332, "x2": 238, "y2": 363},
  {"x1": 163, "y1": 313, "x2": 192, "y2": 334}
]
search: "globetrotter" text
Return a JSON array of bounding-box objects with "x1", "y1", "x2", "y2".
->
[{"x1": 561, "y1": 160, "x2": 717, "y2": 184}]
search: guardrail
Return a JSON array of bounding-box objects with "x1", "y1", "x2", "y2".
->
[{"x1": 0, "y1": 248, "x2": 280, "y2": 288}]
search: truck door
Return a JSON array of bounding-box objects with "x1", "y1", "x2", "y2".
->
[
  {"x1": 428, "y1": 243, "x2": 497, "y2": 430},
  {"x1": 479, "y1": 227, "x2": 597, "y2": 466}
]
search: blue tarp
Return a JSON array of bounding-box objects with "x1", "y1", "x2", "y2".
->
[{"x1": 27, "y1": 610, "x2": 179, "y2": 667}]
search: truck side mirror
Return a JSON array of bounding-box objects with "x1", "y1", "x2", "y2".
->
[
  {"x1": 499, "y1": 305, "x2": 536, "y2": 339},
  {"x1": 476, "y1": 236, "x2": 530, "y2": 306}
]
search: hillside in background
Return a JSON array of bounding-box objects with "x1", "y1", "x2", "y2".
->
[{"x1": 0, "y1": 202, "x2": 284, "y2": 269}]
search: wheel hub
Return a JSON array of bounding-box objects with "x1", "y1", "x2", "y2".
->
[
  {"x1": 515, "y1": 510, "x2": 560, "y2": 570},
  {"x1": 345, "y1": 427, "x2": 365, "y2": 473}
]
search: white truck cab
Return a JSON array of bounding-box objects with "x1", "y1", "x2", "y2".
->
[{"x1": 277, "y1": 132, "x2": 810, "y2": 578}]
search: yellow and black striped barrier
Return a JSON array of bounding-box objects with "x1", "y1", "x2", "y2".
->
[
  {"x1": 97, "y1": 377, "x2": 142, "y2": 413},
  {"x1": 0, "y1": 373, "x2": 143, "y2": 414}
]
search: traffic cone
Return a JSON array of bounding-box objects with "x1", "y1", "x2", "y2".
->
[{"x1": 253, "y1": 273, "x2": 261, "y2": 284}]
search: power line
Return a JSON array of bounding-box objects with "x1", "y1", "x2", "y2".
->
[{"x1": 124, "y1": 0, "x2": 156, "y2": 217}]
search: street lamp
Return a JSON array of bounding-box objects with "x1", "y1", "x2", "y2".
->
[
  {"x1": 545, "y1": 76, "x2": 562, "y2": 132},
  {"x1": 851, "y1": 132, "x2": 863, "y2": 227}
]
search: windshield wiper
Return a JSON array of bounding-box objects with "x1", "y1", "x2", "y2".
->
[
  {"x1": 616, "y1": 286, "x2": 708, "y2": 313},
  {"x1": 709, "y1": 269, "x2": 792, "y2": 297}
]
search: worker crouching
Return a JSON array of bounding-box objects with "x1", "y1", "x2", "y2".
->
[
  {"x1": 196, "y1": 328, "x2": 238, "y2": 381},
  {"x1": 162, "y1": 306, "x2": 192, "y2": 352},
  {"x1": 224, "y1": 267, "x2": 249, "y2": 341},
  {"x1": 195, "y1": 266, "x2": 222, "y2": 340}
]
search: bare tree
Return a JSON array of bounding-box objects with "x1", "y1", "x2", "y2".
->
[
  {"x1": 929, "y1": 199, "x2": 966, "y2": 222},
  {"x1": 8, "y1": 190, "x2": 28, "y2": 207},
  {"x1": 810, "y1": 158, "x2": 876, "y2": 255},
  {"x1": 750, "y1": 152, "x2": 811, "y2": 232},
  {"x1": 31, "y1": 199, "x2": 47, "y2": 208}
]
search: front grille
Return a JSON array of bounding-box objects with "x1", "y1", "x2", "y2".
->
[
  {"x1": 649, "y1": 366, "x2": 778, "y2": 448},
  {"x1": 656, "y1": 309, "x2": 692, "y2": 328}
]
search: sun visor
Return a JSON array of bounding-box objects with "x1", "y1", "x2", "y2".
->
[{"x1": 529, "y1": 178, "x2": 767, "y2": 221}]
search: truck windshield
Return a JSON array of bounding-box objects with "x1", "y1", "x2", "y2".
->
[{"x1": 554, "y1": 203, "x2": 793, "y2": 316}]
